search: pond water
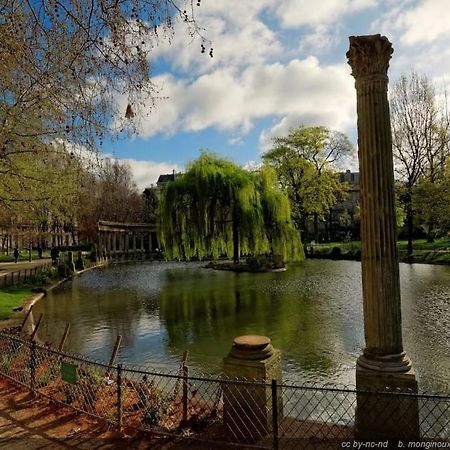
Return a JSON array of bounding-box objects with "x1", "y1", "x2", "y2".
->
[{"x1": 32, "y1": 260, "x2": 450, "y2": 392}]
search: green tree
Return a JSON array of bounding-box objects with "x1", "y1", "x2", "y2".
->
[
  {"x1": 412, "y1": 161, "x2": 450, "y2": 238},
  {"x1": 1, "y1": 0, "x2": 208, "y2": 212},
  {"x1": 158, "y1": 152, "x2": 303, "y2": 264},
  {"x1": 142, "y1": 188, "x2": 159, "y2": 223},
  {"x1": 263, "y1": 126, "x2": 351, "y2": 242}
]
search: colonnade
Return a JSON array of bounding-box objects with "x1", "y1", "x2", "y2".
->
[{"x1": 96, "y1": 220, "x2": 158, "y2": 259}]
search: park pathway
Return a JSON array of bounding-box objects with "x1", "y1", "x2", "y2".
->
[{"x1": 0, "y1": 259, "x2": 52, "y2": 284}]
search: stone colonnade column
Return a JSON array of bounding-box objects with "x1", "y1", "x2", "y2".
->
[
  {"x1": 347, "y1": 34, "x2": 407, "y2": 368},
  {"x1": 119, "y1": 232, "x2": 123, "y2": 253},
  {"x1": 347, "y1": 34, "x2": 418, "y2": 438},
  {"x1": 98, "y1": 232, "x2": 103, "y2": 259}
]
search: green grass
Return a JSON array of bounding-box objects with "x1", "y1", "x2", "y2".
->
[
  {"x1": 312, "y1": 237, "x2": 450, "y2": 253},
  {"x1": 0, "y1": 287, "x2": 33, "y2": 320},
  {"x1": 0, "y1": 251, "x2": 49, "y2": 263},
  {"x1": 397, "y1": 238, "x2": 450, "y2": 251},
  {"x1": 310, "y1": 237, "x2": 450, "y2": 265}
]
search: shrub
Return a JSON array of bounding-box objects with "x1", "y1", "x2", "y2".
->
[
  {"x1": 143, "y1": 391, "x2": 171, "y2": 425},
  {"x1": 330, "y1": 247, "x2": 342, "y2": 260}
]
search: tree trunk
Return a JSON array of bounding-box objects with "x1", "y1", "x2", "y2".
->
[
  {"x1": 232, "y1": 206, "x2": 239, "y2": 264},
  {"x1": 406, "y1": 202, "x2": 414, "y2": 256},
  {"x1": 427, "y1": 221, "x2": 434, "y2": 243},
  {"x1": 313, "y1": 213, "x2": 319, "y2": 242},
  {"x1": 300, "y1": 216, "x2": 308, "y2": 244}
]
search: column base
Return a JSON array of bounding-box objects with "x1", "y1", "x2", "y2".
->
[
  {"x1": 355, "y1": 360, "x2": 419, "y2": 440},
  {"x1": 358, "y1": 351, "x2": 412, "y2": 372}
]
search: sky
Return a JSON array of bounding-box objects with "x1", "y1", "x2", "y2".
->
[{"x1": 103, "y1": 0, "x2": 450, "y2": 191}]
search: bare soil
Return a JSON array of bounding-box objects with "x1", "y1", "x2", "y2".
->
[{"x1": 0, "y1": 379, "x2": 199, "y2": 449}]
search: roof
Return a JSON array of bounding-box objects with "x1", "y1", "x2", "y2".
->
[{"x1": 156, "y1": 172, "x2": 183, "y2": 186}]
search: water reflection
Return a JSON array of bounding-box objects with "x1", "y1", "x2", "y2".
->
[{"x1": 32, "y1": 260, "x2": 450, "y2": 390}]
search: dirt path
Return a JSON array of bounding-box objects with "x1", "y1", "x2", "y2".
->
[
  {"x1": 0, "y1": 259, "x2": 51, "y2": 274},
  {"x1": 0, "y1": 379, "x2": 190, "y2": 449}
]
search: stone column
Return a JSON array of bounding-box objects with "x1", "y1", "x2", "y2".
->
[
  {"x1": 113, "y1": 232, "x2": 117, "y2": 254},
  {"x1": 118, "y1": 232, "x2": 123, "y2": 253},
  {"x1": 125, "y1": 233, "x2": 129, "y2": 255},
  {"x1": 347, "y1": 34, "x2": 418, "y2": 438},
  {"x1": 132, "y1": 234, "x2": 136, "y2": 252}
]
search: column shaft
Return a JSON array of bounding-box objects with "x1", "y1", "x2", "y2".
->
[{"x1": 357, "y1": 77, "x2": 402, "y2": 357}]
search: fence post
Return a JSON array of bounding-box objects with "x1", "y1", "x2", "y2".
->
[
  {"x1": 271, "y1": 379, "x2": 279, "y2": 450},
  {"x1": 58, "y1": 323, "x2": 70, "y2": 351},
  {"x1": 117, "y1": 363, "x2": 123, "y2": 430},
  {"x1": 30, "y1": 341, "x2": 37, "y2": 396},
  {"x1": 182, "y1": 365, "x2": 189, "y2": 423},
  {"x1": 30, "y1": 313, "x2": 44, "y2": 341}
]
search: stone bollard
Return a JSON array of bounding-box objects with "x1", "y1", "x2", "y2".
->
[
  {"x1": 223, "y1": 335, "x2": 282, "y2": 443},
  {"x1": 75, "y1": 250, "x2": 84, "y2": 271},
  {"x1": 66, "y1": 251, "x2": 75, "y2": 274},
  {"x1": 90, "y1": 243, "x2": 98, "y2": 262}
]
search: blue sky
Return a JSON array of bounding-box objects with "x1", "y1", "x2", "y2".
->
[{"x1": 104, "y1": 0, "x2": 450, "y2": 190}]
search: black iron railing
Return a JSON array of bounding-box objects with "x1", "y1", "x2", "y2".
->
[{"x1": 0, "y1": 332, "x2": 449, "y2": 449}]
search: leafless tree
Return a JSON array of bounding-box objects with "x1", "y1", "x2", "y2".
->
[{"x1": 390, "y1": 72, "x2": 450, "y2": 252}]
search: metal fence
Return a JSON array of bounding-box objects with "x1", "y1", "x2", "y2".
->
[
  {"x1": 1, "y1": 261, "x2": 53, "y2": 288},
  {"x1": 0, "y1": 332, "x2": 449, "y2": 448}
]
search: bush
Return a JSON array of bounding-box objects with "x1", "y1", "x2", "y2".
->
[
  {"x1": 330, "y1": 247, "x2": 342, "y2": 260},
  {"x1": 246, "y1": 256, "x2": 271, "y2": 271},
  {"x1": 143, "y1": 392, "x2": 171, "y2": 425}
]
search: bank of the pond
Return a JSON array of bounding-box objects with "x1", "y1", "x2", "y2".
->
[
  {"x1": 204, "y1": 260, "x2": 287, "y2": 272},
  {"x1": 0, "y1": 287, "x2": 34, "y2": 320},
  {"x1": 0, "y1": 259, "x2": 110, "y2": 329},
  {"x1": 309, "y1": 238, "x2": 450, "y2": 266}
]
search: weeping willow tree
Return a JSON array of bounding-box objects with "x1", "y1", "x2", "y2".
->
[{"x1": 158, "y1": 152, "x2": 304, "y2": 264}]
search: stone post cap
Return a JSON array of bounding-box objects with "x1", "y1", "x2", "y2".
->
[
  {"x1": 347, "y1": 34, "x2": 393, "y2": 79},
  {"x1": 229, "y1": 335, "x2": 274, "y2": 360}
]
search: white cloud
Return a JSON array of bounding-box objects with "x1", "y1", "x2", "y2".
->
[
  {"x1": 371, "y1": 0, "x2": 450, "y2": 84},
  {"x1": 395, "y1": 0, "x2": 450, "y2": 45},
  {"x1": 151, "y1": 1, "x2": 280, "y2": 75},
  {"x1": 150, "y1": 0, "x2": 379, "y2": 74},
  {"x1": 137, "y1": 57, "x2": 356, "y2": 140},
  {"x1": 274, "y1": 0, "x2": 378, "y2": 28}
]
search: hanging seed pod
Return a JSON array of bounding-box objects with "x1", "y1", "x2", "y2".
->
[{"x1": 125, "y1": 104, "x2": 134, "y2": 119}]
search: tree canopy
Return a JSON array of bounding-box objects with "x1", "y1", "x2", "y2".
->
[
  {"x1": 263, "y1": 125, "x2": 351, "y2": 241},
  {"x1": 1, "y1": 0, "x2": 206, "y2": 149},
  {"x1": 0, "y1": 0, "x2": 208, "y2": 216},
  {"x1": 158, "y1": 152, "x2": 303, "y2": 263}
]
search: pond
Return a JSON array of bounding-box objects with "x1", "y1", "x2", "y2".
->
[{"x1": 32, "y1": 260, "x2": 450, "y2": 392}]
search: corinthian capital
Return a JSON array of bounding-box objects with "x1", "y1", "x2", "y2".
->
[{"x1": 347, "y1": 34, "x2": 393, "y2": 79}]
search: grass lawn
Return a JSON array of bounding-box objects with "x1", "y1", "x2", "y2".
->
[
  {"x1": 0, "y1": 287, "x2": 33, "y2": 320},
  {"x1": 0, "y1": 251, "x2": 49, "y2": 263},
  {"x1": 312, "y1": 237, "x2": 450, "y2": 252},
  {"x1": 310, "y1": 237, "x2": 450, "y2": 265}
]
